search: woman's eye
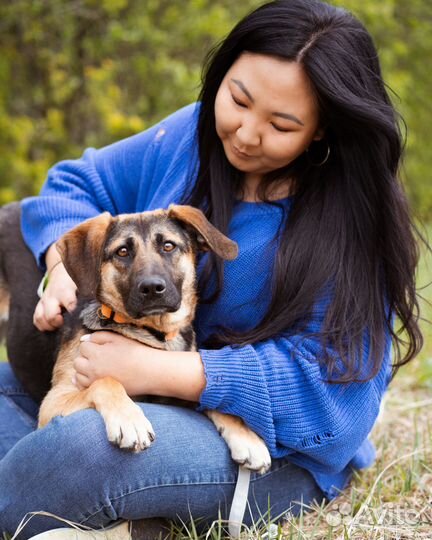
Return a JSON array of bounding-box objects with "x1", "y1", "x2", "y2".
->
[
  {"x1": 163, "y1": 241, "x2": 176, "y2": 253},
  {"x1": 271, "y1": 123, "x2": 290, "y2": 133},
  {"x1": 231, "y1": 94, "x2": 247, "y2": 108},
  {"x1": 116, "y1": 246, "x2": 129, "y2": 257}
]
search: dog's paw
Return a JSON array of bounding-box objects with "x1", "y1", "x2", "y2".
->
[
  {"x1": 103, "y1": 403, "x2": 155, "y2": 452},
  {"x1": 206, "y1": 411, "x2": 272, "y2": 474},
  {"x1": 226, "y1": 430, "x2": 272, "y2": 474}
]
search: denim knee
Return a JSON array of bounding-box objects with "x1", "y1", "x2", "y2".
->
[
  {"x1": 0, "y1": 409, "x2": 118, "y2": 537},
  {"x1": 0, "y1": 403, "x2": 326, "y2": 539}
]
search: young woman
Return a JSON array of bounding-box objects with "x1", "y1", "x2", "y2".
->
[{"x1": 0, "y1": 0, "x2": 422, "y2": 537}]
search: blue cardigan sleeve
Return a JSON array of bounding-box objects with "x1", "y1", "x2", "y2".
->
[
  {"x1": 198, "y1": 330, "x2": 392, "y2": 475},
  {"x1": 21, "y1": 124, "x2": 160, "y2": 267},
  {"x1": 21, "y1": 104, "x2": 199, "y2": 267}
]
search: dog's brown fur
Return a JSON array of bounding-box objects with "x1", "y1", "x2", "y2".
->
[{"x1": 35, "y1": 205, "x2": 271, "y2": 473}]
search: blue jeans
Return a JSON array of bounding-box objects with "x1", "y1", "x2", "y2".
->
[{"x1": 0, "y1": 362, "x2": 325, "y2": 539}]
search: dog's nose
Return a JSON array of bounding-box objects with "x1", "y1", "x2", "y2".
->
[{"x1": 138, "y1": 277, "x2": 167, "y2": 298}]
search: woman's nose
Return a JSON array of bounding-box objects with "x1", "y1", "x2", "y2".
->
[{"x1": 236, "y1": 117, "x2": 261, "y2": 148}]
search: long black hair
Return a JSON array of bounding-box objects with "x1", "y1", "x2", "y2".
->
[{"x1": 184, "y1": 0, "x2": 424, "y2": 382}]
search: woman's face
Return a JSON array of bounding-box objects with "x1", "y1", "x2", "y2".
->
[{"x1": 215, "y1": 53, "x2": 323, "y2": 184}]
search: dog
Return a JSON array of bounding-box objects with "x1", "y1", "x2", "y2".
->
[{"x1": 0, "y1": 203, "x2": 271, "y2": 473}]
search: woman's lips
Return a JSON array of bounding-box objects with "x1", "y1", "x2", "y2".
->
[{"x1": 231, "y1": 143, "x2": 255, "y2": 159}]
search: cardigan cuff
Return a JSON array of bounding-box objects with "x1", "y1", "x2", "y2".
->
[{"x1": 197, "y1": 344, "x2": 270, "y2": 420}]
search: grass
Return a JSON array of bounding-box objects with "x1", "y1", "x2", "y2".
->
[{"x1": 2, "y1": 229, "x2": 432, "y2": 540}]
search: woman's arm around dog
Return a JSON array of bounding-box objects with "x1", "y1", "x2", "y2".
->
[
  {"x1": 74, "y1": 331, "x2": 206, "y2": 402},
  {"x1": 73, "y1": 320, "x2": 393, "y2": 479}
]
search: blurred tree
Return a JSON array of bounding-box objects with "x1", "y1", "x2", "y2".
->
[
  {"x1": 0, "y1": 0, "x2": 430, "y2": 219},
  {"x1": 0, "y1": 0, "x2": 261, "y2": 198}
]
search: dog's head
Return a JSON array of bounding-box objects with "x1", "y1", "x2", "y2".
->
[{"x1": 56, "y1": 205, "x2": 238, "y2": 329}]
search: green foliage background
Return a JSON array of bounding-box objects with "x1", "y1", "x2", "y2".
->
[{"x1": 0, "y1": 0, "x2": 431, "y2": 219}]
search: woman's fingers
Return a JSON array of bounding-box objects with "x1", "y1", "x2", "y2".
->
[
  {"x1": 73, "y1": 354, "x2": 99, "y2": 388},
  {"x1": 80, "y1": 331, "x2": 116, "y2": 345},
  {"x1": 33, "y1": 299, "x2": 63, "y2": 331},
  {"x1": 33, "y1": 261, "x2": 77, "y2": 332},
  {"x1": 41, "y1": 296, "x2": 63, "y2": 322},
  {"x1": 72, "y1": 370, "x2": 91, "y2": 390},
  {"x1": 61, "y1": 289, "x2": 78, "y2": 313}
]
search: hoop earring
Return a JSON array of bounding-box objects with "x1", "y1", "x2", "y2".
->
[{"x1": 307, "y1": 141, "x2": 330, "y2": 166}]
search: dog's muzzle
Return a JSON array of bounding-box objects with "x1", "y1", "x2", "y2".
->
[{"x1": 126, "y1": 276, "x2": 181, "y2": 318}]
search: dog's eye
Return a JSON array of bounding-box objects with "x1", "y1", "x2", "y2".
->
[
  {"x1": 116, "y1": 246, "x2": 129, "y2": 257},
  {"x1": 163, "y1": 241, "x2": 176, "y2": 253}
]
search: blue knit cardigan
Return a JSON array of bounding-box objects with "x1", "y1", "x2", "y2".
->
[{"x1": 21, "y1": 103, "x2": 392, "y2": 499}]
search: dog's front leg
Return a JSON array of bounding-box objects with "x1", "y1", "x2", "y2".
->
[
  {"x1": 39, "y1": 378, "x2": 155, "y2": 453},
  {"x1": 206, "y1": 410, "x2": 271, "y2": 474},
  {"x1": 86, "y1": 376, "x2": 155, "y2": 451},
  {"x1": 38, "y1": 333, "x2": 155, "y2": 452}
]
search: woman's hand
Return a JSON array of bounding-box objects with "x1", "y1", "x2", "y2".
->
[
  {"x1": 74, "y1": 332, "x2": 153, "y2": 396},
  {"x1": 73, "y1": 331, "x2": 206, "y2": 401},
  {"x1": 33, "y1": 260, "x2": 77, "y2": 331}
]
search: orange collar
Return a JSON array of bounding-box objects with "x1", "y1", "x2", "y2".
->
[
  {"x1": 98, "y1": 304, "x2": 128, "y2": 324},
  {"x1": 97, "y1": 304, "x2": 179, "y2": 341}
]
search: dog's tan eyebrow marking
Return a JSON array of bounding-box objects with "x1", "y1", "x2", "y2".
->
[
  {"x1": 109, "y1": 235, "x2": 135, "y2": 247},
  {"x1": 105, "y1": 235, "x2": 137, "y2": 258},
  {"x1": 154, "y1": 232, "x2": 181, "y2": 242}
]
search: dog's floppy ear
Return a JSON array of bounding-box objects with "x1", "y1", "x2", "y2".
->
[
  {"x1": 168, "y1": 205, "x2": 238, "y2": 261},
  {"x1": 56, "y1": 212, "x2": 113, "y2": 298}
]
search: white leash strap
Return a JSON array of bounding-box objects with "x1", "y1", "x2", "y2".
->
[{"x1": 228, "y1": 466, "x2": 251, "y2": 538}]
